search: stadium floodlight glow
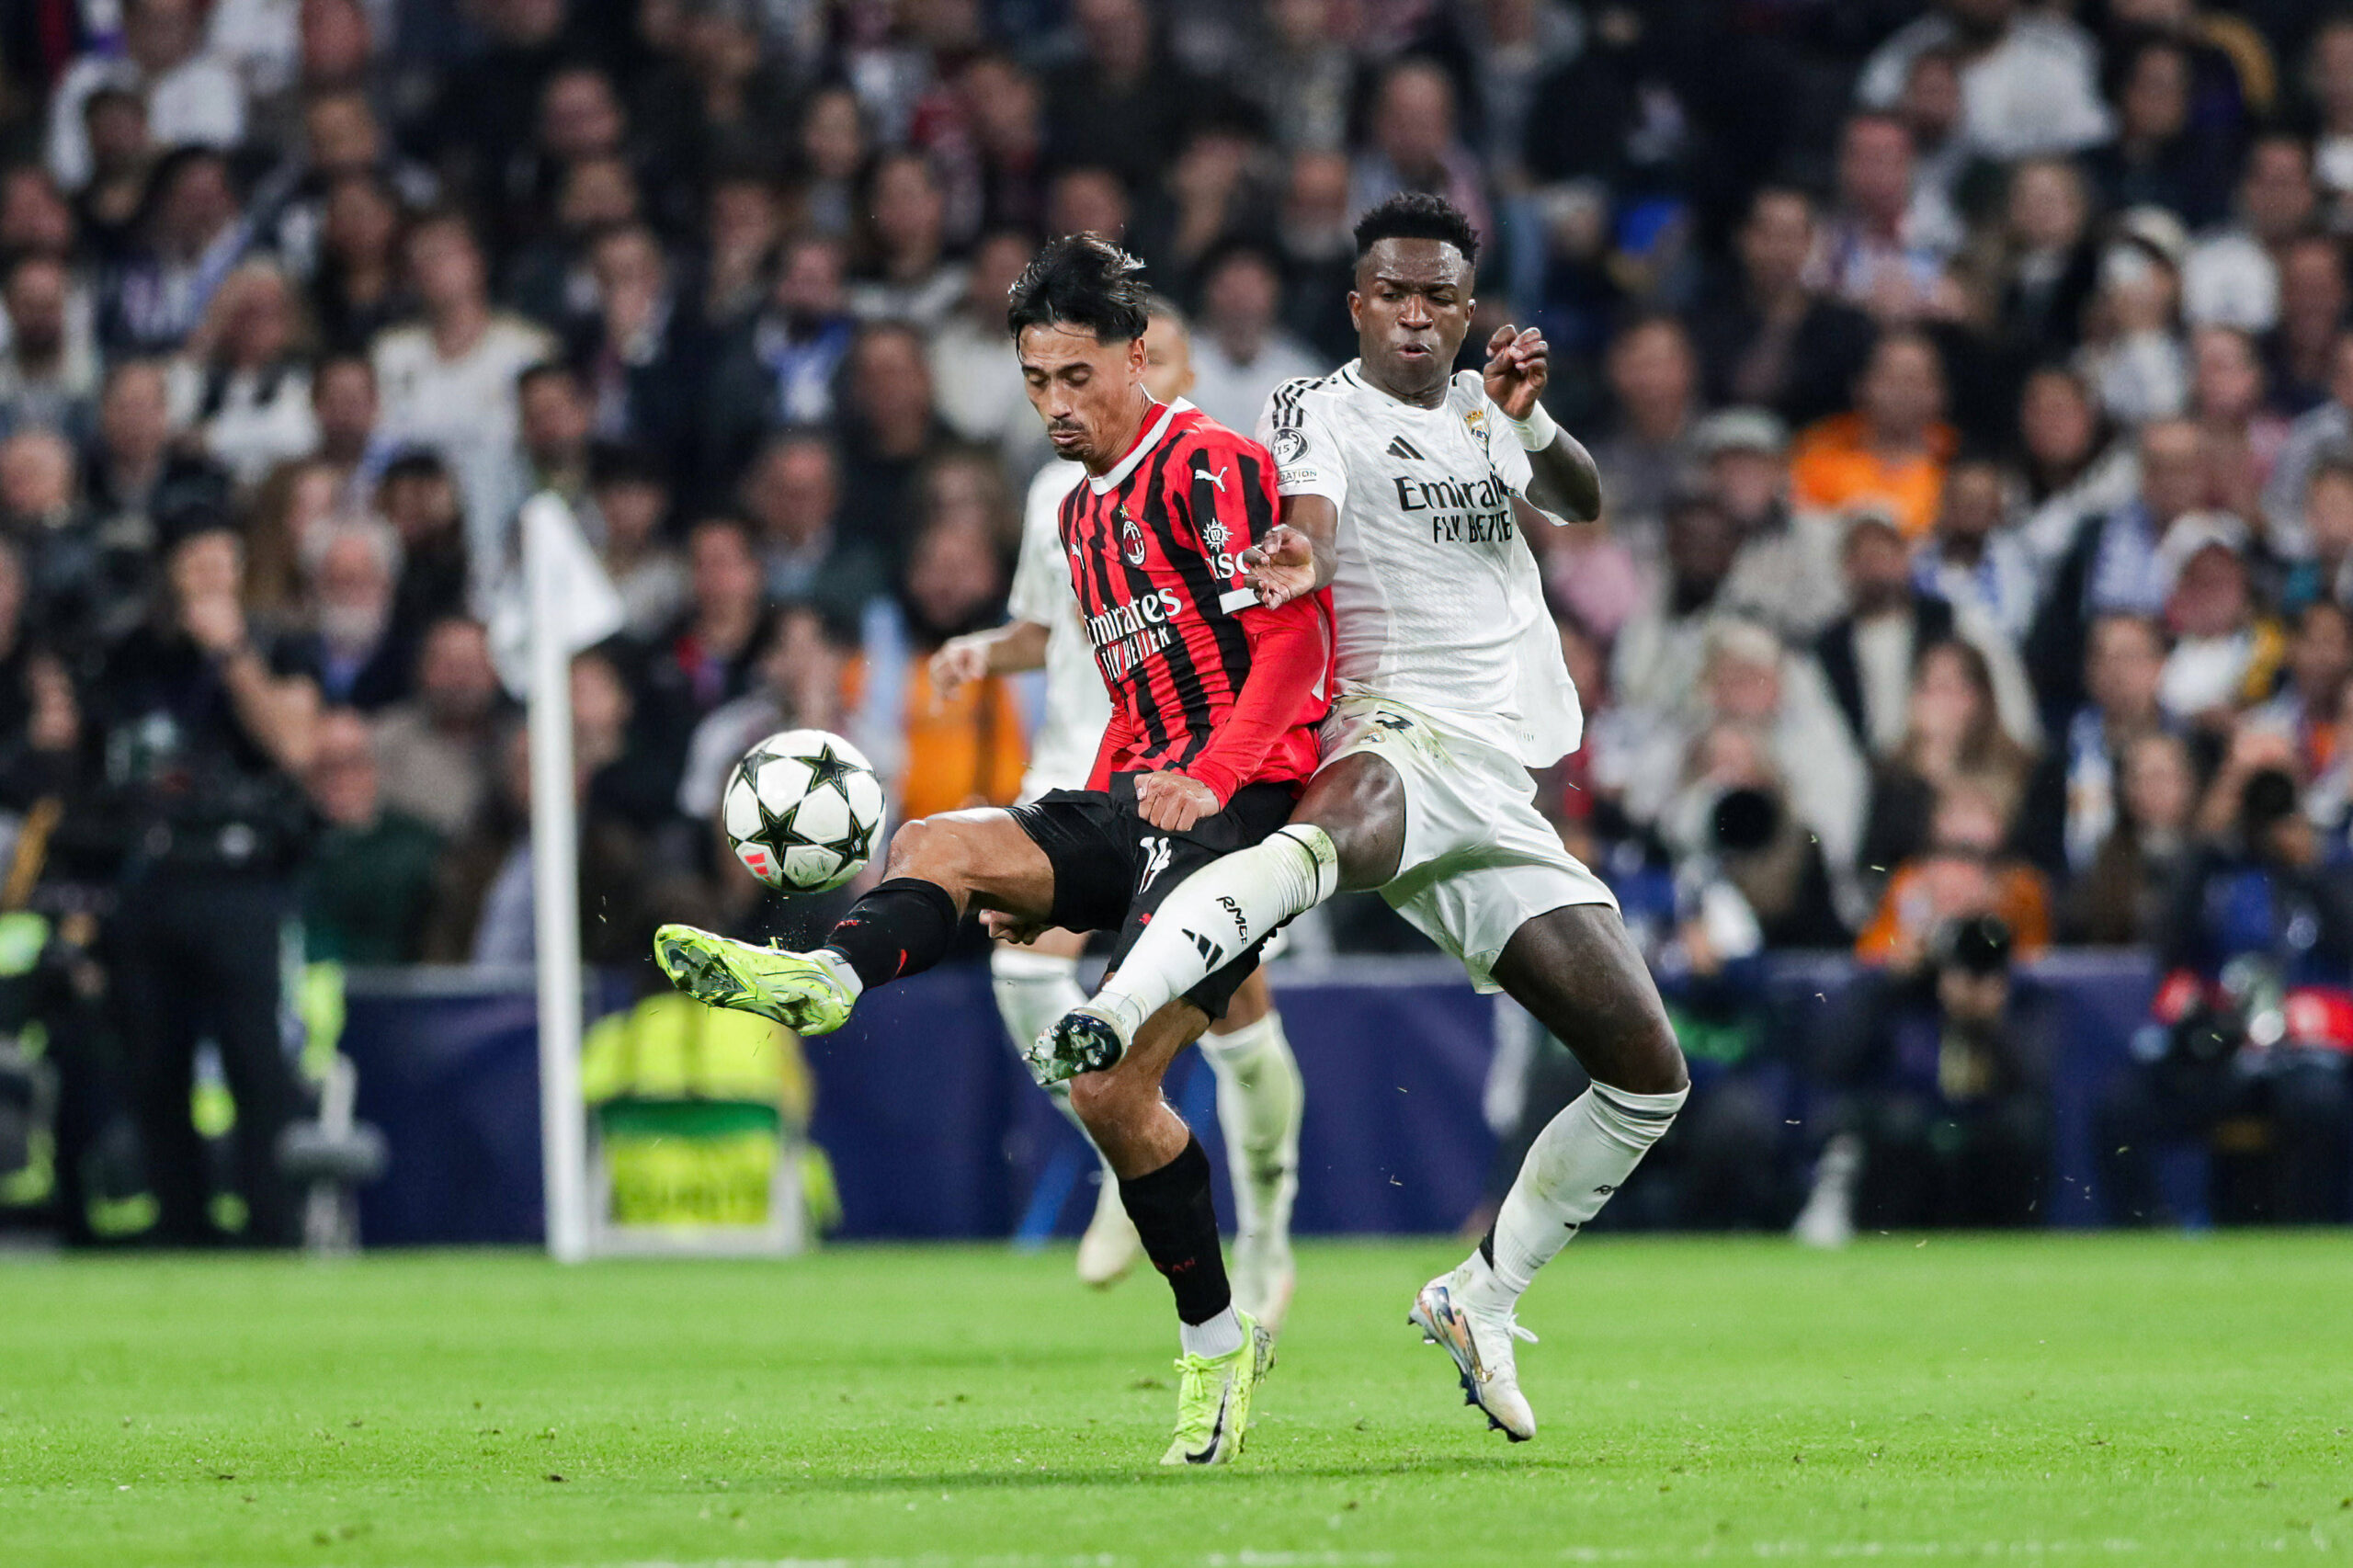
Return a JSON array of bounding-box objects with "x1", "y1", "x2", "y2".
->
[{"x1": 524, "y1": 494, "x2": 592, "y2": 1264}]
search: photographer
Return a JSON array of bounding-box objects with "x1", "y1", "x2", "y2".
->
[
  {"x1": 1802, "y1": 916, "x2": 2063, "y2": 1238},
  {"x1": 91, "y1": 517, "x2": 320, "y2": 1246},
  {"x1": 2095, "y1": 754, "x2": 2353, "y2": 1224}
]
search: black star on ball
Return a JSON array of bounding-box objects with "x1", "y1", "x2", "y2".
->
[
  {"x1": 743, "y1": 788, "x2": 824, "y2": 866},
  {"x1": 829, "y1": 811, "x2": 879, "y2": 866},
  {"x1": 800, "y1": 743, "x2": 862, "y2": 801}
]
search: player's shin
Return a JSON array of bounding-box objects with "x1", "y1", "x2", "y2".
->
[
  {"x1": 821, "y1": 877, "x2": 961, "y2": 992},
  {"x1": 1120, "y1": 1135, "x2": 1244, "y2": 1356},
  {"x1": 1091, "y1": 825, "x2": 1339, "y2": 1038},
  {"x1": 1464, "y1": 1081, "x2": 1689, "y2": 1310},
  {"x1": 1199, "y1": 1012, "x2": 1302, "y2": 1323}
]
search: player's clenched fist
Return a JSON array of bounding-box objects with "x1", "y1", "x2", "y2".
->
[
  {"x1": 1241, "y1": 523, "x2": 1316, "y2": 608},
  {"x1": 1133, "y1": 770, "x2": 1218, "y2": 832},
  {"x1": 1482, "y1": 324, "x2": 1548, "y2": 418}
]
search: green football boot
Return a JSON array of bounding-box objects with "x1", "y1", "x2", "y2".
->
[
  {"x1": 1159, "y1": 1312, "x2": 1273, "y2": 1466},
  {"x1": 652, "y1": 924, "x2": 858, "y2": 1036}
]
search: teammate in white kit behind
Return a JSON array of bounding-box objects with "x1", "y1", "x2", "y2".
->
[
  {"x1": 1033, "y1": 194, "x2": 1689, "y2": 1441},
  {"x1": 929, "y1": 298, "x2": 1304, "y2": 1327}
]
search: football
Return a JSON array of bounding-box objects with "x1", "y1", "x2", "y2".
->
[{"x1": 720, "y1": 728, "x2": 888, "y2": 892}]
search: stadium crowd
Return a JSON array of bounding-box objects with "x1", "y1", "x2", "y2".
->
[{"x1": 0, "y1": 0, "x2": 2350, "y2": 1240}]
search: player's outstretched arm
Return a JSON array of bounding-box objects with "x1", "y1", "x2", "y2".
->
[
  {"x1": 1483, "y1": 324, "x2": 1601, "y2": 524},
  {"x1": 931, "y1": 619, "x2": 1050, "y2": 696},
  {"x1": 1241, "y1": 494, "x2": 1339, "y2": 609}
]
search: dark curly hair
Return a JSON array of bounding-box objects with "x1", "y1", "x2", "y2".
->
[
  {"x1": 1352, "y1": 191, "x2": 1481, "y2": 269},
  {"x1": 1006, "y1": 233, "x2": 1151, "y2": 343}
]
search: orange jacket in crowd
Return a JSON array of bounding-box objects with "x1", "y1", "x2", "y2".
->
[
  {"x1": 1788, "y1": 413, "x2": 1959, "y2": 541},
  {"x1": 897, "y1": 658, "x2": 1028, "y2": 822}
]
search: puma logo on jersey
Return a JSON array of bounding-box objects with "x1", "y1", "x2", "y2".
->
[{"x1": 1199, "y1": 465, "x2": 1231, "y2": 493}]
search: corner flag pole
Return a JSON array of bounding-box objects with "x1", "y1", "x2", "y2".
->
[{"x1": 523, "y1": 493, "x2": 590, "y2": 1264}]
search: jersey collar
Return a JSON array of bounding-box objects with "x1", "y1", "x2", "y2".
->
[{"x1": 1087, "y1": 398, "x2": 1192, "y2": 494}]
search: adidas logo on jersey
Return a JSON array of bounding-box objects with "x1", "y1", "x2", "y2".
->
[{"x1": 1386, "y1": 435, "x2": 1427, "y2": 461}]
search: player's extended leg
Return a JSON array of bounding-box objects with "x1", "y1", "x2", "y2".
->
[
  {"x1": 1070, "y1": 998, "x2": 1273, "y2": 1465},
  {"x1": 655, "y1": 810, "x2": 1054, "y2": 1036},
  {"x1": 1044, "y1": 752, "x2": 1408, "y2": 1071},
  {"x1": 1414, "y1": 905, "x2": 1688, "y2": 1441},
  {"x1": 990, "y1": 926, "x2": 1143, "y2": 1286},
  {"x1": 1199, "y1": 969, "x2": 1302, "y2": 1331}
]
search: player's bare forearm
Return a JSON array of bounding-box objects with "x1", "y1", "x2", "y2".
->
[
  {"x1": 1522, "y1": 426, "x2": 1602, "y2": 524},
  {"x1": 932, "y1": 620, "x2": 1050, "y2": 694},
  {"x1": 1243, "y1": 494, "x2": 1339, "y2": 608}
]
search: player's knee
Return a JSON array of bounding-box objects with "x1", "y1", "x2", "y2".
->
[
  {"x1": 882, "y1": 816, "x2": 969, "y2": 886},
  {"x1": 1066, "y1": 1070, "x2": 1134, "y2": 1130},
  {"x1": 1595, "y1": 1009, "x2": 1688, "y2": 1097}
]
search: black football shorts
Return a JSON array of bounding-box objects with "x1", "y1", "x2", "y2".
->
[{"x1": 1008, "y1": 772, "x2": 1297, "y2": 1019}]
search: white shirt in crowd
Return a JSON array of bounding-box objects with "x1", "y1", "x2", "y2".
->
[
  {"x1": 370, "y1": 313, "x2": 557, "y2": 581},
  {"x1": 46, "y1": 47, "x2": 245, "y2": 191},
  {"x1": 1188, "y1": 330, "x2": 1324, "y2": 440},
  {"x1": 1857, "y1": 10, "x2": 2111, "y2": 162}
]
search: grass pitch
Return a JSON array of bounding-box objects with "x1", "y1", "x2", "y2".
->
[{"x1": 2, "y1": 1233, "x2": 2348, "y2": 1567}]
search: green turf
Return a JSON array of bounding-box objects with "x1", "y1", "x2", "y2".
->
[{"x1": 3, "y1": 1233, "x2": 2349, "y2": 1567}]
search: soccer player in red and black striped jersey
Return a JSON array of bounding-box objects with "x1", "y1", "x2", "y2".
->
[{"x1": 652, "y1": 234, "x2": 1329, "y2": 1465}]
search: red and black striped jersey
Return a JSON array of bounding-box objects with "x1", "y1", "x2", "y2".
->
[{"x1": 1058, "y1": 400, "x2": 1331, "y2": 795}]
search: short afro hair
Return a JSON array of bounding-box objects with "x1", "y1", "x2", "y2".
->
[
  {"x1": 1352, "y1": 191, "x2": 1481, "y2": 269},
  {"x1": 1006, "y1": 233, "x2": 1151, "y2": 344}
]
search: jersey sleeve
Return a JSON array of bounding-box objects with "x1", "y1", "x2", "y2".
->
[
  {"x1": 1006, "y1": 462, "x2": 1076, "y2": 628},
  {"x1": 1256, "y1": 381, "x2": 1347, "y2": 510}
]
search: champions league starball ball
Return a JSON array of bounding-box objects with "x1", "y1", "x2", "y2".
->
[{"x1": 720, "y1": 729, "x2": 888, "y2": 892}]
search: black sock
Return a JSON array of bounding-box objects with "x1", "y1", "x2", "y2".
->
[
  {"x1": 822, "y1": 878, "x2": 960, "y2": 990},
  {"x1": 1478, "y1": 1226, "x2": 1498, "y2": 1270},
  {"x1": 1119, "y1": 1136, "x2": 1232, "y2": 1325}
]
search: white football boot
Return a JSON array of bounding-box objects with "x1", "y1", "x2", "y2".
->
[{"x1": 1409, "y1": 1266, "x2": 1538, "y2": 1441}]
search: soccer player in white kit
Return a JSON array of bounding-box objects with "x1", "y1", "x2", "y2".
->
[
  {"x1": 1030, "y1": 195, "x2": 1689, "y2": 1442},
  {"x1": 928, "y1": 296, "x2": 1305, "y2": 1330}
]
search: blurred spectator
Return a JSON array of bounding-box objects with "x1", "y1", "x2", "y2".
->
[
  {"x1": 2282, "y1": 454, "x2": 2353, "y2": 614},
  {"x1": 1858, "y1": 638, "x2": 2040, "y2": 881},
  {"x1": 1985, "y1": 159, "x2": 2100, "y2": 364},
  {"x1": 1043, "y1": 0, "x2": 1212, "y2": 191},
  {"x1": 46, "y1": 0, "x2": 246, "y2": 192},
  {"x1": 165, "y1": 260, "x2": 317, "y2": 485},
  {"x1": 1807, "y1": 915, "x2": 2062, "y2": 1236},
  {"x1": 570, "y1": 222, "x2": 700, "y2": 465},
  {"x1": 377, "y1": 451, "x2": 468, "y2": 643},
  {"x1": 501, "y1": 361, "x2": 594, "y2": 528},
  {"x1": 83, "y1": 359, "x2": 231, "y2": 629},
  {"x1": 929, "y1": 229, "x2": 1048, "y2": 472},
  {"x1": 701, "y1": 232, "x2": 854, "y2": 489},
  {"x1": 1588, "y1": 316, "x2": 1699, "y2": 558},
  {"x1": 1810, "y1": 113, "x2": 1961, "y2": 322},
  {"x1": 739, "y1": 432, "x2": 888, "y2": 630},
  {"x1": 1857, "y1": 0, "x2": 2112, "y2": 163},
  {"x1": 301, "y1": 707, "x2": 444, "y2": 964},
  {"x1": 2258, "y1": 232, "x2": 2342, "y2": 418},
  {"x1": 2154, "y1": 516, "x2": 2281, "y2": 725},
  {"x1": 1688, "y1": 187, "x2": 1877, "y2": 433},
  {"x1": 1857, "y1": 781, "x2": 2052, "y2": 967},
  {"x1": 1186, "y1": 244, "x2": 1323, "y2": 435},
  {"x1": 372, "y1": 211, "x2": 556, "y2": 570},
  {"x1": 1815, "y1": 510, "x2": 2040, "y2": 762},
  {"x1": 282, "y1": 516, "x2": 409, "y2": 710},
  {"x1": 1694, "y1": 409, "x2": 1846, "y2": 644},
  {"x1": 1276, "y1": 150, "x2": 1358, "y2": 366},
  {"x1": 2188, "y1": 324, "x2": 2286, "y2": 528},
  {"x1": 2085, "y1": 37, "x2": 2239, "y2": 228},
  {"x1": 310, "y1": 172, "x2": 409, "y2": 354},
  {"x1": 2016, "y1": 362, "x2": 2141, "y2": 569},
  {"x1": 836, "y1": 323, "x2": 949, "y2": 569},
  {"x1": 96, "y1": 521, "x2": 317, "y2": 1247},
  {"x1": 1790, "y1": 332, "x2": 1957, "y2": 542},
  {"x1": 1350, "y1": 58, "x2": 1492, "y2": 248},
  {"x1": 371, "y1": 615, "x2": 502, "y2": 838},
  {"x1": 0, "y1": 254, "x2": 100, "y2": 443},
  {"x1": 2076, "y1": 209, "x2": 2192, "y2": 427},
  {"x1": 103, "y1": 146, "x2": 249, "y2": 355},
  {"x1": 585, "y1": 446, "x2": 685, "y2": 641},
  {"x1": 2022, "y1": 611, "x2": 2175, "y2": 879},
  {"x1": 848, "y1": 151, "x2": 964, "y2": 331},
  {"x1": 310, "y1": 352, "x2": 387, "y2": 503},
  {"x1": 0, "y1": 426, "x2": 110, "y2": 650},
  {"x1": 2030, "y1": 416, "x2": 2210, "y2": 723},
  {"x1": 2069, "y1": 729, "x2": 2200, "y2": 945},
  {"x1": 884, "y1": 511, "x2": 1023, "y2": 820},
  {"x1": 1611, "y1": 489, "x2": 1740, "y2": 721},
  {"x1": 1239, "y1": 0, "x2": 1355, "y2": 155},
  {"x1": 2264, "y1": 333, "x2": 2353, "y2": 556},
  {"x1": 2180, "y1": 133, "x2": 2313, "y2": 333},
  {"x1": 1916, "y1": 455, "x2": 2039, "y2": 643}
]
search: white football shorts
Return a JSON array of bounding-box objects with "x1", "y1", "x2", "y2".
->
[{"x1": 1321, "y1": 689, "x2": 1617, "y2": 993}]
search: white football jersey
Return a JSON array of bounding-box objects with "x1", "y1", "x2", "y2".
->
[
  {"x1": 1007, "y1": 458, "x2": 1113, "y2": 793},
  {"x1": 1261, "y1": 362, "x2": 1584, "y2": 767}
]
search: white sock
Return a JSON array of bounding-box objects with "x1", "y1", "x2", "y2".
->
[
  {"x1": 1199, "y1": 1011, "x2": 1302, "y2": 1248},
  {"x1": 1178, "y1": 1305, "x2": 1245, "y2": 1359},
  {"x1": 1465, "y1": 1081, "x2": 1688, "y2": 1311},
  {"x1": 1095, "y1": 824, "x2": 1340, "y2": 1036}
]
